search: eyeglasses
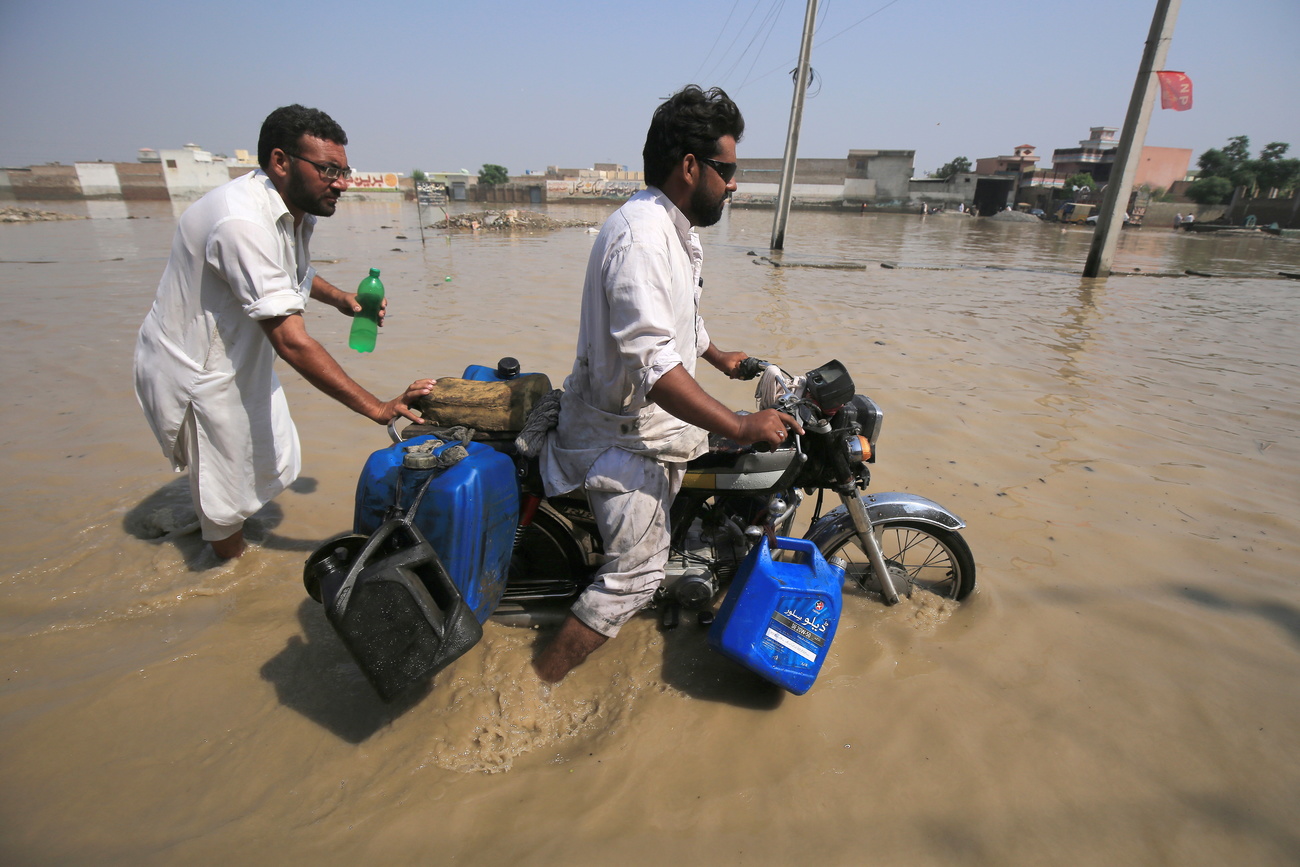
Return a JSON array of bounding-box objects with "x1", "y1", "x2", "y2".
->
[
  {"x1": 696, "y1": 156, "x2": 737, "y2": 184},
  {"x1": 285, "y1": 151, "x2": 353, "y2": 182}
]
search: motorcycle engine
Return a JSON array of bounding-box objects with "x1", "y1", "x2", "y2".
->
[
  {"x1": 658, "y1": 517, "x2": 749, "y2": 609},
  {"x1": 660, "y1": 562, "x2": 716, "y2": 608}
]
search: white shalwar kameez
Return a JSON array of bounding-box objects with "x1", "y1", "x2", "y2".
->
[
  {"x1": 134, "y1": 170, "x2": 315, "y2": 540},
  {"x1": 542, "y1": 187, "x2": 712, "y2": 636}
]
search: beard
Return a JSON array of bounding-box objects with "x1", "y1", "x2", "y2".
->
[
  {"x1": 690, "y1": 183, "x2": 729, "y2": 227},
  {"x1": 286, "y1": 163, "x2": 339, "y2": 217}
]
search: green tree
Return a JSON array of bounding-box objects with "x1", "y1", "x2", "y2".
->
[
  {"x1": 1196, "y1": 147, "x2": 1233, "y2": 178},
  {"x1": 1192, "y1": 136, "x2": 1300, "y2": 199},
  {"x1": 411, "y1": 168, "x2": 427, "y2": 182},
  {"x1": 1260, "y1": 141, "x2": 1289, "y2": 162},
  {"x1": 1251, "y1": 142, "x2": 1300, "y2": 194},
  {"x1": 933, "y1": 156, "x2": 971, "y2": 180},
  {"x1": 1063, "y1": 172, "x2": 1096, "y2": 196},
  {"x1": 1223, "y1": 135, "x2": 1251, "y2": 165},
  {"x1": 1185, "y1": 176, "x2": 1234, "y2": 205},
  {"x1": 478, "y1": 164, "x2": 509, "y2": 186},
  {"x1": 1196, "y1": 135, "x2": 1258, "y2": 193}
]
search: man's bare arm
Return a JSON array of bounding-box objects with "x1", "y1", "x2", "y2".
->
[
  {"x1": 310, "y1": 274, "x2": 386, "y2": 324},
  {"x1": 259, "y1": 312, "x2": 424, "y2": 423},
  {"x1": 648, "y1": 364, "x2": 800, "y2": 448},
  {"x1": 701, "y1": 342, "x2": 748, "y2": 378}
]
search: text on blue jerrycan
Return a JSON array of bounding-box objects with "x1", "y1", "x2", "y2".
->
[
  {"x1": 353, "y1": 435, "x2": 518, "y2": 623},
  {"x1": 708, "y1": 535, "x2": 844, "y2": 695}
]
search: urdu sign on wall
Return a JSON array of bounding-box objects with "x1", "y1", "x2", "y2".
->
[{"x1": 347, "y1": 171, "x2": 402, "y2": 190}]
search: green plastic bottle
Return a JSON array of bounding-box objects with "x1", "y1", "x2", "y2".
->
[{"x1": 349, "y1": 267, "x2": 384, "y2": 353}]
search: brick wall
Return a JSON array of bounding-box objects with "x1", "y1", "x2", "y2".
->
[
  {"x1": 115, "y1": 163, "x2": 168, "y2": 200},
  {"x1": 8, "y1": 165, "x2": 82, "y2": 199}
]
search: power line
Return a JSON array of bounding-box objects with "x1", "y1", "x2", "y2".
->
[
  {"x1": 720, "y1": 0, "x2": 787, "y2": 86},
  {"x1": 691, "y1": 0, "x2": 744, "y2": 83},
  {"x1": 734, "y1": 0, "x2": 789, "y2": 90},
  {"x1": 817, "y1": 0, "x2": 903, "y2": 50},
  {"x1": 695, "y1": 0, "x2": 773, "y2": 85},
  {"x1": 735, "y1": 0, "x2": 906, "y2": 92}
]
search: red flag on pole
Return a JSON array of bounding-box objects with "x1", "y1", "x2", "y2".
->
[{"x1": 1157, "y1": 71, "x2": 1193, "y2": 111}]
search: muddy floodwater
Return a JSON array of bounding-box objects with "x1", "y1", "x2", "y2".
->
[{"x1": 1, "y1": 199, "x2": 1298, "y2": 865}]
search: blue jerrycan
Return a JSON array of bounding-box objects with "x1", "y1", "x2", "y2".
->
[
  {"x1": 708, "y1": 536, "x2": 844, "y2": 695},
  {"x1": 353, "y1": 435, "x2": 518, "y2": 623}
]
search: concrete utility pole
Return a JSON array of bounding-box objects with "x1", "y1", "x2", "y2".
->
[
  {"x1": 1083, "y1": 0, "x2": 1181, "y2": 278},
  {"x1": 770, "y1": 0, "x2": 819, "y2": 251}
]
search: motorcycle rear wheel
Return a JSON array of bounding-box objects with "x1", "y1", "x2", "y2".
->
[
  {"x1": 816, "y1": 519, "x2": 976, "y2": 601},
  {"x1": 502, "y1": 502, "x2": 591, "y2": 602}
]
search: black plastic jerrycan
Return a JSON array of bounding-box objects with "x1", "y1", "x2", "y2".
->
[{"x1": 305, "y1": 518, "x2": 482, "y2": 702}]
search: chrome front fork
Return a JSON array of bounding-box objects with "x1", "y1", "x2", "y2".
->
[{"x1": 841, "y1": 492, "x2": 901, "y2": 604}]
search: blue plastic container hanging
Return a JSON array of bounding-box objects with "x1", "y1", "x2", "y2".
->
[{"x1": 708, "y1": 535, "x2": 844, "y2": 695}]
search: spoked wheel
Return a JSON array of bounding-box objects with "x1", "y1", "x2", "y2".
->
[{"x1": 818, "y1": 519, "x2": 976, "y2": 601}]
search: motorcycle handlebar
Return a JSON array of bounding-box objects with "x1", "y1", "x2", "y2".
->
[{"x1": 736, "y1": 357, "x2": 768, "y2": 381}]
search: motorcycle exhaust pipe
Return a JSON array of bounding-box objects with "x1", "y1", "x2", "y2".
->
[{"x1": 490, "y1": 606, "x2": 569, "y2": 629}]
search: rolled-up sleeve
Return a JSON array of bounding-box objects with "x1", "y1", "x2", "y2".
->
[
  {"x1": 604, "y1": 238, "x2": 685, "y2": 397},
  {"x1": 205, "y1": 216, "x2": 307, "y2": 320}
]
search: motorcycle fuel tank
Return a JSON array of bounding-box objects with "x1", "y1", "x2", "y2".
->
[
  {"x1": 708, "y1": 536, "x2": 843, "y2": 695},
  {"x1": 354, "y1": 435, "x2": 518, "y2": 623}
]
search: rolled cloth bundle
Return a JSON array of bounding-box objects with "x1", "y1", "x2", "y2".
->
[{"x1": 514, "y1": 389, "x2": 563, "y2": 458}]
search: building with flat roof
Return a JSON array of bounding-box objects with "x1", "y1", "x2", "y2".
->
[
  {"x1": 729, "y1": 149, "x2": 917, "y2": 206},
  {"x1": 975, "y1": 145, "x2": 1040, "y2": 176}
]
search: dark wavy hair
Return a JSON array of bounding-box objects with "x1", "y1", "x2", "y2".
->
[
  {"x1": 642, "y1": 86, "x2": 744, "y2": 188},
  {"x1": 257, "y1": 104, "x2": 348, "y2": 169}
]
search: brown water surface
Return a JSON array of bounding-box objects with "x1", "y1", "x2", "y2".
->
[{"x1": 1, "y1": 201, "x2": 1298, "y2": 865}]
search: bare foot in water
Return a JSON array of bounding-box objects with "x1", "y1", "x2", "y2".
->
[
  {"x1": 534, "y1": 614, "x2": 608, "y2": 683},
  {"x1": 210, "y1": 529, "x2": 246, "y2": 560}
]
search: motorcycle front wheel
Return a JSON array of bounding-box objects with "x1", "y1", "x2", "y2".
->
[{"x1": 815, "y1": 519, "x2": 976, "y2": 601}]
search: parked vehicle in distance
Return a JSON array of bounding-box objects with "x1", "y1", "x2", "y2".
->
[{"x1": 1055, "y1": 203, "x2": 1095, "y2": 224}]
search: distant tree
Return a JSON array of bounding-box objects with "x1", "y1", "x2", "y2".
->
[
  {"x1": 1185, "y1": 176, "x2": 1234, "y2": 205},
  {"x1": 1195, "y1": 136, "x2": 1299, "y2": 198},
  {"x1": 1196, "y1": 148, "x2": 1233, "y2": 178},
  {"x1": 1196, "y1": 135, "x2": 1257, "y2": 194},
  {"x1": 1260, "y1": 141, "x2": 1289, "y2": 162},
  {"x1": 478, "y1": 164, "x2": 509, "y2": 186},
  {"x1": 1063, "y1": 173, "x2": 1096, "y2": 196},
  {"x1": 411, "y1": 168, "x2": 427, "y2": 182},
  {"x1": 933, "y1": 156, "x2": 971, "y2": 180},
  {"x1": 1251, "y1": 142, "x2": 1300, "y2": 195},
  {"x1": 1223, "y1": 135, "x2": 1251, "y2": 166}
]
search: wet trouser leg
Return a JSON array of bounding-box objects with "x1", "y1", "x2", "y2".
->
[{"x1": 572, "y1": 453, "x2": 683, "y2": 638}]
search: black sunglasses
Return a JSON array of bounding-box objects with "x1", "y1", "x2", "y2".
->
[
  {"x1": 696, "y1": 156, "x2": 737, "y2": 183},
  {"x1": 284, "y1": 150, "x2": 353, "y2": 182}
]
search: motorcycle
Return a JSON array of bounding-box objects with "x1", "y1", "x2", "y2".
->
[
  {"x1": 489, "y1": 356, "x2": 975, "y2": 627},
  {"x1": 304, "y1": 355, "x2": 974, "y2": 699}
]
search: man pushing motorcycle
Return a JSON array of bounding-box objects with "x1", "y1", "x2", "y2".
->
[{"x1": 534, "y1": 85, "x2": 802, "y2": 683}]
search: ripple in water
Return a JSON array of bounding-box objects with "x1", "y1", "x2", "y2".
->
[{"x1": 416, "y1": 626, "x2": 649, "y2": 774}]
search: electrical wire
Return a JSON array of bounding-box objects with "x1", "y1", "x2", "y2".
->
[
  {"x1": 691, "y1": 0, "x2": 744, "y2": 84},
  {"x1": 736, "y1": 0, "x2": 790, "y2": 90},
  {"x1": 735, "y1": 0, "x2": 907, "y2": 93},
  {"x1": 719, "y1": 0, "x2": 787, "y2": 86},
  {"x1": 694, "y1": 0, "x2": 772, "y2": 85}
]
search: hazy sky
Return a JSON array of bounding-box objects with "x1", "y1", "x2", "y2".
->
[{"x1": 2, "y1": 0, "x2": 1297, "y2": 177}]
